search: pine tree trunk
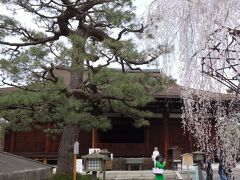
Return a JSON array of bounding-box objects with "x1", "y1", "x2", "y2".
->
[
  {"x1": 56, "y1": 124, "x2": 80, "y2": 173},
  {"x1": 56, "y1": 70, "x2": 83, "y2": 174},
  {"x1": 56, "y1": 37, "x2": 85, "y2": 174}
]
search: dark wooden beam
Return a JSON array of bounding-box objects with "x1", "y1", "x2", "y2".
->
[
  {"x1": 10, "y1": 132, "x2": 15, "y2": 152},
  {"x1": 91, "y1": 128, "x2": 97, "y2": 148},
  {"x1": 163, "y1": 111, "x2": 169, "y2": 168},
  {"x1": 45, "y1": 123, "x2": 51, "y2": 163}
]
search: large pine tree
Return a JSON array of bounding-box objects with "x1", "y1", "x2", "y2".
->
[{"x1": 0, "y1": 0, "x2": 173, "y2": 173}]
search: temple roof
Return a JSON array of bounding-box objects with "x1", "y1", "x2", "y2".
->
[
  {"x1": 0, "y1": 152, "x2": 52, "y2": 180},
  {"x1": 0, "y1": 69, "x2": 235, "y2": 99},
  {"x1": 0, "y1": 87, "x2": 16, "y2": 94}
]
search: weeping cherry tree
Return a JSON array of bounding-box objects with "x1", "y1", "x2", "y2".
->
[{"x1": 143, "y1": 0, "x2": 240, "y2": 170}]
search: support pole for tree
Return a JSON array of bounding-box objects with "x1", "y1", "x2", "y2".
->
[
  {"x1": 74, "y1": 154, "x2": 77, "y2": 180},
  {"x1": 72, "y1": 141, "x2": 79, "y2": 180},
  {"x1": 73, "y1": 141, "x2": 79, "y2": 180}
]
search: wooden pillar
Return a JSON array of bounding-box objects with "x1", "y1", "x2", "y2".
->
[
  {"x1": 91, "y1": 128, "x2": 97, "y2": 148},
  {"x1": 163, "y1": 111, "x2": 169, "y2": 168},
  {"x1": 189, "y1": 132, "x2": 193, "y2": 152},
  {"x1": 0, "y1": 126, "x2": 4, "y2": 152},
  {"x1": 45, "y1": 124, "x2": 51, "y2": 152},
  {"x1": 44, "y1": 123, "x2": 51, "y2": 164},
  {"x1": 10, "y1": 131, "x2": 15, "y2": 152},
  {"x1": 145, "y1": 127, "x2": 149, "y2": 156},
  {"x1": 45, "y1": 135, "x2": 51, "y2": 152}
]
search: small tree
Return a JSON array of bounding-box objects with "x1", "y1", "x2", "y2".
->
[{"x1": 0, "y1": 0, "x2": 173, "y2": 173}]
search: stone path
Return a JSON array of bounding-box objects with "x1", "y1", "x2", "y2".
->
[
  {"x1": 53, "y1": 163, "x2": 240, "y2": 179},
  {"x1": 98, "y1": 170, "x2": 240, "y2": 180},
  {"x1": 97, "y1": 163, "x2": 240, "y2": 180}
]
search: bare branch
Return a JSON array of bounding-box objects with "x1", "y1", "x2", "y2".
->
[
  {"x1": 117, "y1": 24, "x2": 144, "y2": 41},
  {"x1": 123, "y1": 55, "x2": 158, "y2": 65},
  {"x1": 0, "y1": 34, "x2": 60, "y2": 47},
  {"x1": 1, "y1": 77, "x2": 39, "y2": 92}
]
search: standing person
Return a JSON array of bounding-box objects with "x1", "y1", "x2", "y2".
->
[
  {"x1": 218, "y1": 159, "x2": 227, "y2": 180},
  {"x1": 155, "y1": 155, "x2": 166, "y2": 180},
  {"x1": 152, "y1": 147, "x2": 160, "y2": 167},
  {"x1": 225, "y1": 163, "x2": 232, "y2": 180},
  {"x1": 205, "y1": 155, "x2": 213, "y2": 180}
]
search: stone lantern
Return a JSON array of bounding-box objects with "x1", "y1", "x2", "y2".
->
[
  {"x1": 99, "y1": 149, "x2": 111, "y2": 160},
  {"x1": 192, "y1": 151, "x2": 205, "y2": 163},
  {"x1": 99, "y1": 149, "x2": 111, "y2": 180},
  {"x1": 168, "y1": 146, "x2": 183, "y2": 170},
  {"x1": 192, "y1": 151, "x2": 205, "y2": 180},
  {"x1": 82, "y1": 152, "x2": 105, "y2": 180}
]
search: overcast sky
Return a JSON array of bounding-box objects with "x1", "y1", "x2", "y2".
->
[
  {"x1": 0, "y1": 0, "x2": 152, "y2": 35},
  {"x1": 134, "y1": 0, "x2": 151, "y2": 15}
]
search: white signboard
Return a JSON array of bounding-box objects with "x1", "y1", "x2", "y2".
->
[
  {"x1": 89, "y1": 148, "x2": 100, "y2": 154},
  {"x1": 74, "y1": 141, "x2": 79, "y2": 155},
  {"x1": 76, "y1": 159, "x2": 83, "y2": 173}
]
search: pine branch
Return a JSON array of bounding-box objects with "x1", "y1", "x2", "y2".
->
[
  {"x1": 68, "y1": 88, "x2": 134, "y2": 102},
  {"x1": 1, "y1": 77, "x2": 39, "y2": 92},
  {"x1": 0, "y1": 34, "x2": 60, "y2": 47},
  {"x1": 117, "y1": 24, "x2": 144, "y2": 40}
]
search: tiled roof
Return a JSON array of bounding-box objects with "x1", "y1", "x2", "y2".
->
[
  {"x1": 0, "y1": 69, "x2": 235, "y2": 99},
  {"x1": 0, "y1": 87, "x2": 16, "y2": 94},
  {"x1": 0, "y1": 152, "x2": 52, "y2": 180},
  {"x1": 155, "y1": 83, "x2": 182, "y2": 97},
  {"x1": 0, "y1": 152, "x2": 52, "y2": 173}
]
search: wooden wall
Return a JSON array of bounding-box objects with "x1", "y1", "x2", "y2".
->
[
  {"x1": 97, "y1": 117, "x2": 193, "y2": 158},
  {"x1": 147, "y1": 118, "x2": 165, "y2": 155},
  {"x1": 5, "y1": 129, "x2": 91, "y2": 158},
  {"x1": 168, "y1": 118, "x2": 192, "y2": 153},
  {"x1": 4, "y1": 115, "x2": 193, "y2": 160}
]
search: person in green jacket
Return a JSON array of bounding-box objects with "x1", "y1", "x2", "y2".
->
[{"x1": 155, "y1": 155, "x2": 166, "y2": 180}]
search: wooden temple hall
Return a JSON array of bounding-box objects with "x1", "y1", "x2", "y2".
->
[
  {"x1": 1, "y1": 82, "x2": 195, "y2": 169},
  {"x1": 1, "y1": 70, "x2": 196, "y2": 169}
]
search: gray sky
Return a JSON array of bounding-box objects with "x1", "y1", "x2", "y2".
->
[{"x1": 134, "y1": 0, "x2": 151, "y2": 15}]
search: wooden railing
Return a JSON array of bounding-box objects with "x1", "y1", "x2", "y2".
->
[{"x1": 124, "y1": 158, "x2": 144, "y2": 170}]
